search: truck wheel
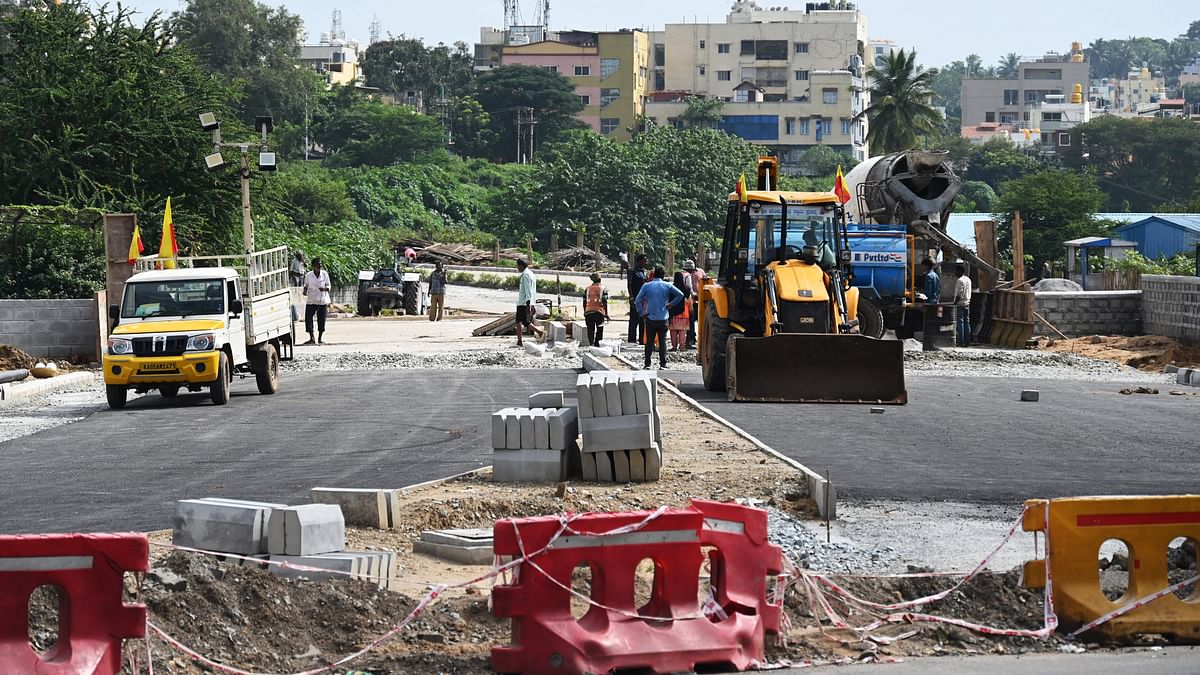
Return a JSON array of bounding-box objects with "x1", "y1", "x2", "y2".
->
[
  {"x1": 702, "y1": 301, "x2": 730, "y2": 392},
  {"x1": 402, "y1": 281, "x2": 419, "y2": 315},
  {"x1": 159, "y1": 385, "x2": 179, "y2": 398},
  {"x1": 210, "y1": 351, "x2": 231, "y2": 405},
  {"x1": 106, "y1": 385, "x2": 127, "y2": 410},
  {"x1": 857, "y1": 296, "x2": 885, "y2": 339},
  {"x1": 255, "y1": 344, "x2": 280, "y2": 395}
]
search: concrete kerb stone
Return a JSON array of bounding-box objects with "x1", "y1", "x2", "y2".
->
[
  {"x1": 492, "y1": 448, "x2": 566, "y2": 483},
  {"x1": 582, "y1": 351, "x2": 610, "y2": 373},
  {"x1": 548, "y1": 406, "x2": 578, "y2": 451},
  {"x1": 1177, "y1": 368, "x2": 1200, "y2": 387},
  {"x1": 576, "y1": 373, "x2": 594, "y2": 418},
  {"x1": 528, "y1": 391, "x2": 565, "y2": 409},
  {"x1": 491, "y1": 407, "x2": 517, "y2": 449},
  {"x1": 0, "y1": 371, "x2": 96, "y2": 404},
  {"x1": 266, "y1": 504, "x2": 345, "y2": 556},
  {"x1": 572, "y1": 321, "x2": 590, "y2": 347},
  {"x1": 173, "y1": 498, "x2": 286, "y2": 555},
  {"x1": 610, "y1": 351, "x2": 836, "y2": 519},
  {"x1": 413, "y1": 528, "x2": 494, "y2": 565},
  {"x1": 580, "y1": 414, "x2": 654, "y2": 452},
  {"x1": 310, "y1": 488, "x2": 397, "y2": 529}
]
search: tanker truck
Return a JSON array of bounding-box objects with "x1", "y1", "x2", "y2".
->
[{"x1": 840, "y1": 150, "x2": 1000, "y2": 339}]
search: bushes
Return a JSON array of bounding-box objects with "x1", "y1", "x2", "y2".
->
[{"x1": 0, "y1": 207, "x2": 105, "y2": 299}]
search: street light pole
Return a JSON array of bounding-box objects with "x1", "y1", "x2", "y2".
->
[{"x1": 239, "y1": 145, "x2": 254, "y2": 254}]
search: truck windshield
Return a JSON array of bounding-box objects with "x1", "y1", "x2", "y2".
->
[
  {"x1": 746, "y1": 203, "x2": 837, "y2": 270},
  {"x1": 122, "y1": 280, "x2": 224, "y2": 318}
]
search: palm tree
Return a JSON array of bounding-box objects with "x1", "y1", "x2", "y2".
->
[
  {"x1": 858, "y1": 49, "x2": 943, "y2": 155},
  {"x1": 997, "y1": 53, "x2": 1021, "y2": 78}
]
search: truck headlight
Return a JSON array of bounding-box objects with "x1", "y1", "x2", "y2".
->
[
  {"x1": 108, "y1": 338, "x2": 133, "y2": 355},
  {"x1": 186, "y1": 333, "x2": 215, "y2": 351}
]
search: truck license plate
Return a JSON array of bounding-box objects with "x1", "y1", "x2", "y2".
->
[{"x1": 140, "y1": 362, "x2": 176, "y2": 372}]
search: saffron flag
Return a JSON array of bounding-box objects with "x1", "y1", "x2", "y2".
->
[
  {"x1": 127, "y1": 222, "x2": 144, "y2": 265},
  {"x1": 736, "y1": 173, "x2": 748, "y2": 204},
  {"x1": 833, "y1": 165, "x2": 851, "y2": 205},
  {"x1": 158, "y1": 196, "x2": 178, "y2": 269}
]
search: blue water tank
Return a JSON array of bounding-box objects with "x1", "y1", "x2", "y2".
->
[{"x1": 846, "y1": 224, "x2": 908, "y2": 298}]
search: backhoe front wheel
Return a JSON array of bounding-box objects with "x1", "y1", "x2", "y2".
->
[
  {"x1": 702, "y1": 301, "x2": 730, "y2": 392},
  {"x1": 856, "y1": 296, "x2": 885, "y2": 339}
]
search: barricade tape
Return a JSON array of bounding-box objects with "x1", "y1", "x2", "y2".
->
[{"x1": 1067, "y1": 573, "x2": 1200, "y2": 638}]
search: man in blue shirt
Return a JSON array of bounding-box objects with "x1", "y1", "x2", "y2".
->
[
  {"x1": 921, "y1": 258, "x2": 940, "y2": 305},
  {"x1": 633, "y1": 266, "x2": 685, "y2": 369}
]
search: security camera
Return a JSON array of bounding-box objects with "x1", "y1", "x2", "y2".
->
[
  {"x1": 204, "y1": 151, "x2": 225, "y2": 171},
  {"x1": 199, "y1": 112, "x2": 220, "y2": 131},
  {"x1": 257, "y1": 152, "x2": 277, "y2": 172}
]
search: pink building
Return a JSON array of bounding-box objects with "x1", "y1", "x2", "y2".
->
[{"x1": 501, "y1": 41, "x2": 601, "y2": 132}]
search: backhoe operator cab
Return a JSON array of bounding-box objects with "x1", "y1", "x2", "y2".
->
[{"x1": 698, "y1": 157, "x2": 907, "y2": 404}]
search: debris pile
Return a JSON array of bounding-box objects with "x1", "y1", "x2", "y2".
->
[
  {"x1": 0, "y1": 345, "x2": 36, "y2": 371},
  {"x1": 394, "y1": 239, "x2": 525, "y2": 266},
  {"x1": 1036, "y1": 334, "x2": 1200, "y2": 372},
  {"x1": 547, "y1": 245, "x2": 613, "y2": 270}
]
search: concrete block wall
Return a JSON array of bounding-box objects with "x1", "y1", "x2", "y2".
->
[
  {"x1": 0, "y1": 298, "x2": 100, "y2": 360},
  {"x1": 1140, "y1": 275, "x2": 1200, "y2": 342},
  {"x1": 1032, "y1": 291, "x2": 1141, "y2": 338}
]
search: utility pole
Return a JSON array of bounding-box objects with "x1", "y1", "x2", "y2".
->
[{"x1": 515, "y1": 107, "x2": 535, "y2": 163}]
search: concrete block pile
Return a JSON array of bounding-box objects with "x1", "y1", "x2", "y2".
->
[
  {"x1": 490, "y1": 391, "x2": 580, "y2": 482},
  {"x1": 576, "y1": 371, "x2": 662, "y2": 483},
  {"x1": 172, "y1": 497, "x2": 395, "y2": 589},
  {"x1": 413, "y1": 528, "x2": 494, "y2": 565},
  {"x1": 1178, "y1": 367, "x2": 1200, "y2": 387}
]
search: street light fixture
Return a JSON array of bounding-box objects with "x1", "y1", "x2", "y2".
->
[
  {"x1": 199, "y1": 112, "x2": 220, "y2": 132},
  {"x1": 204, "y1": 151, "x2": 225, "y2": 171},
  {"x1": 257, "y1": 152, "x2": 277, "y2": 172},
  {"x1": 197, "y1": 113, "x2": 278, "y2": 254}
]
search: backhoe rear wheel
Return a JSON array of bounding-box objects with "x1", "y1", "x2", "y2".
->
[
  {"x1": 856, "y1": 296, "x2": 885, "y2": 339},
  {"x1": 702, "y1": 301, "x2": 730, "y2": 392}
]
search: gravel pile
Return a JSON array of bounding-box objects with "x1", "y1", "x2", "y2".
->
[
  {"x1": 904, "y1": 347, "x2": 1173, "y2": 382},
  {"x1": 768, "y1": 507, "x2": 903, "y2": 574},
  {"x1": 284, "y1": 348, "x2": 581, "y2": 372}
]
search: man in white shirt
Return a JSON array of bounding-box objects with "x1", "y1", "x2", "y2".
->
[
  {"x1": 515, "y1": 258, "x2": 537, "y2": 347},
  {"x1": 289, "y1": 251, "x2": 306, "y2": 287},
  {"x1": 302, "y1": 256, "x2": 332, "y2": 345},
  {"x1": 952, "y1": 262, "x2": 972, "y2": 347}
]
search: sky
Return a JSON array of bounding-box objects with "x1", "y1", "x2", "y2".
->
[{"x1": 120, "y1": 0, "x2": 1192, "y2": 67}]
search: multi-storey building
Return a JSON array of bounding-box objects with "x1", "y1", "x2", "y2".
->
[
  {"x1": 960, "y1": 46, "x2": 1089, "y2": 130},
  {"x1": 1111, "y1": 66, "x2": 1166, "y2": 114},
  {"x1": 644, "y1": 0, "x2": 870, "y2": 167},
  {"x1": 300, "y1": 40, "x2": 362, "y2": 88}
]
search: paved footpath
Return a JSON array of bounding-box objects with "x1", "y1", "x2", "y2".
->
[{"x1": 0, "y1": 369, "x2": 576, "y2": 534}]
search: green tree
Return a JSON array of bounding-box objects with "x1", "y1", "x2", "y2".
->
[
  {"x1": 360, "y1": 37, "x2": 475, "y2": 109},
  {"x1": 796, "y1": 145, "x2": 856, "y2": 177},
  {"x1": 678, "y1": 96, "x2": 724, "y2": 129},
  {"x1": 0, "y1": 1, "x2": 241, "y2": 250},
  {"x1": 313, "y1": 90, "x2": 444, "y2": 166},
  {"x1": 261, "y1": 163, "x2": 357, "y2": 227},
  {"x1": 172, "y1": 0, "x2": 324, "y2": 126},
  {"x1": 928, "y1": 59, "x2": 966, "y2": 122},
  {"x1": 953, "y1": 180, "x2": 998, "y2": 212},
  {"x1": 446, "y1": 96, "x2": 496, "y2": 158},
  {"x1": 1062, "y1": 116, "x2": 1200, "y2": 210},
  {"x1": 997, "y1": 53, "x2": 1021, "y2": 78},
  {"x1": 859, "y1": 49, "x2": 943, "y2": 155},
  {"x1": 473, "y1": 65, "x2": 586, "y2": 162},
  {"x1": 964, "y1": 137, "x2": 1042, "y2": 187},
  {"x1": 995, "y1": 169, "x2": 1107, "y2": 264},
  {"x1": 1188, "y1": 19, "x2": 1200, "y2": 40}
]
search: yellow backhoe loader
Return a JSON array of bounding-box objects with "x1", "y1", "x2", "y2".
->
[{"x1": 697, "y1": 158, "x2": 907, "y2": 403}]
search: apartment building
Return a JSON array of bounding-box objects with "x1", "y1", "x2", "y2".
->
[
  {"x1": 960, "y1": 47, "x2": 1089, "y2": 130},
  {"x1": 299, "y1": 40, "x2": 362, "y2": 88},
  {"x1": 645, "y1": 0, "x2": 870, "y2": 166},
  {"x1": 1110, "y1": 66, "x2": 1167, "y2": 113}
]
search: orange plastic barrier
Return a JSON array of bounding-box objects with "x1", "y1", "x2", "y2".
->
[
  {"x1": 1023, "y1": 496, "x2": 1200, "y2": 642},
  {"x1": 0, "y1": 533, "x2": 149, "y2": 675}
]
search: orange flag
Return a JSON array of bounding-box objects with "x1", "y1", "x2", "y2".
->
[
  {"x1": 127, "y1": 222, "x2": 144, "y2": 265},
  {"x1": 158, "y1": 197, "x2": 178, "y2": 269},
  {"x1": 833, "y1": 165, "x2": 851, "y2": 205},
  {"x1": 736, "y1": 173, "x2": 748, "y2": 204}
]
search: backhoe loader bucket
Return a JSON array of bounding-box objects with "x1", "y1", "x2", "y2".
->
[{"x1": 725, "y1": 334, "x2": 907, "y2": 404}]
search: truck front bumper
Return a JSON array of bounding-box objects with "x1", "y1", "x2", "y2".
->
[{"x1": 103, "y1": 352, "x2": 221, "y2": 387}]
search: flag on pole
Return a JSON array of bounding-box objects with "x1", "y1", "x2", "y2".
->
[
  {"x1": 833, "y1": 165, "x2": 851, "y2": 205},
  {"x1": 158, "y1": 196, "x2": 178, "y2": 269},
  {"x1": 127, "y1": 221, "x2": 144, "y2": 265},
  {"x1": 736, "y1": 173, "x2": 748, "y2": 204}
]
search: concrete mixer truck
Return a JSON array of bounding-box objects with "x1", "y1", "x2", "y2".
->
[{"x1": 840, "y1": 150, "x2": 1000, "y2": 338}]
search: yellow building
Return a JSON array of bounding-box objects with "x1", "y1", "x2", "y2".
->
[{"x1": 596, "y1": 30, "x2": 651, "y2": 141}]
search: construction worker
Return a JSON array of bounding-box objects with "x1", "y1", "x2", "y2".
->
[
  {"x1": 920, "y1": 258, "x2": 940, "y2": 305},
  {"x1": 515, "y1": 259, "x2": 537, "y2": 347},
  {"x1": 583, "y1": 272, "x2": 608, "y2": 345},
  {"x1": 427, "y1": 261, "x2": 447, "y2": 321},
  {"x1": 626, "y1": 254, "x2": 649, "y2": 344},
  {"x1": 953, "y1": 262, "x2": 972, "y2": 346},
  {"x1": 634, "y1": 266, "x2": 684, "y2": 370}
]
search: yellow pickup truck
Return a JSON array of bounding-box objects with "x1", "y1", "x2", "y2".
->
[{"x1": 103, "y1": 247, "x2": 295, "y2": 409}]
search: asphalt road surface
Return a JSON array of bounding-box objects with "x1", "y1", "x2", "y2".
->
[
  {"x1": 0, "y1": 369, "x2": 577, "y2": 534},
  {"x1": 668, "y1": 371, "x2": 1200, "y2": 502}
]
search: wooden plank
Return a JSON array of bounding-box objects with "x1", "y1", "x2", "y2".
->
[
  {"x1": 973, "y1": 220, "x2": 998, "y2": 292},
  {"x1": 1012, "y1": 211, "x2": 1025, "y2": 287}
]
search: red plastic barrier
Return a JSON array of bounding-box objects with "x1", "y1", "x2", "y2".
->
[
  {"x1": 491, "y1": 504, "x2": 776, "y2": 675},
  {"x1": 692, "y1": 499, "x2": 785, "y2": 635},
  {"x1": 0, "y1": 533, "x2": 149, "y2": 675}
]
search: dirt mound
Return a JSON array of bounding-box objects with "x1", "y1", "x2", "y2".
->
[
  {"x1": 1033, "y1": 278, "x2": 1083, "y2": 292},
  {"x1": 1038, "y1": 335, "x2": 1200, "y2": 372},
  {"x1": 0, "y1": 344, "x2": 36, "y2": 371}
]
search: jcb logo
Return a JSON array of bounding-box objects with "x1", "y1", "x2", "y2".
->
[{"x1": 799, "y1": 317, "x2": 815, "y2": 324}]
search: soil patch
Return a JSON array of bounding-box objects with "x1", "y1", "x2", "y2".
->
[
  {"x1": 0, "y1": 344, "x2": 36, "y2": 371},
  {"x1": 1037, "y1": 335, "x2": 1200, "y2": 372}
]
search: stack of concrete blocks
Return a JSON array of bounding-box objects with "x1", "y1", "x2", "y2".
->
[
  {"x1": 1177, "y1": 367, "x2": 1200, "y2": 387},
  {"x1": 1141, "y1": 275, "x2": 1200, "y2": 342},
  {"x1": 490, "y1": 390, "x2": 580, "y2": 482},
  {"x1": 311, "y1": 487, "x2": 400, "y2": 529},
  {"x1": 413, "y1": 528, "x2": 495, "y2": 565},
  {"x1": 172, "y1": 497, "x2": 396, "y2": 589},
  {"x1": 1032, "y1": 291, "x2": 1142, "y2": 337},
  {"x1": 576, "y1": 371, "x2": 662, "y2": 483}
]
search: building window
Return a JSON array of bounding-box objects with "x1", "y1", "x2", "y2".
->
[
  {"x1": 741, "y1": 40, "x2": 755, "y2": 55},
  {"x1": 1000, "y1": 113, "x2": 1016, "y2": 124},
  {"x1": 1023, "y1": 111, "x2": 1031, "y2": 121},
  {"x1": 1003, "y1": 89, "x2": 1019, "y2": 105},
  {"x1": 717, "y1": 70, "x2": 731, "y2": 81},
  {"x1": 1059, "y1": 132, "x2": 1071, "y2": 146},
  {"x1": 841, "y1": 119, "x2": 850, "y2": 135},
  {"x1": 794, "y1": 69, "x2": 810, "y2": 81},
  {"x1": 799, "y1": 119, "x2": 810, "y2": 135},
  {"x1": 699, "y1": 65, "x2": 706, "y2": 76},
  {"x1": 543, "y1": 65, "x2": 559, "y2": 73},
  {"x1": 600, "y1": 88, "x2": 620, "y2": 106},
  {"x1": 600, "y1": 58, "x2": 620, "y2": 79},
  {"x1": 794, "y1": 42, "x2": 809, "y2": 54},
  {"x1": 574, "y1": 65, "x2": 591, "y2": 76},
  {"x1": 822, "y1": 88, "x2": 838, "y2": 104},
  {"x1": 985, "y1": 111, "x2": 996, "y2": 123},
  {"x1": 1042, "y1": 112, "x2": 1063, "y2": 121},
  {"x1": 699, "y1": 39, "x2": 706, "y2": 49},
  {"x1": 654, "y1": 44, "x2": 665, "y2": 67},
  {"x1": 717, "y1": 43, "x2": 730, "y2": 54},
  {"x1": 815, "y1": 118, "x2": 832, "y2": 138},
  {"x1": 600, "y1": 118, "x2": 620, "y2": 134},
  {"x1": 785, "y1": 118, "x2": 796, "y2": 134},
  {"x1": 756, "y1": 40, "x2": 787, "y2": 60},
  {"x1": 579, "y1": 94, "x2": 591, "y2": 105},
  {"x1": 654, "y1": 71, "x2": 665, "y2": 90}
]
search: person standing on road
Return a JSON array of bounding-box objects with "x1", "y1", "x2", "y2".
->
[
  {"x1": 289, "y1": 251, "x2": 306, "y2": 287},
  {"x1": 302, "y1": 256, "x2": 331, "y2": 345},
  {"x1": 920, "y1": 258, "x2": 940, "y2": 305},
  {"x1": 626, "y1": 254, "x2": 649, "y2": 344},
  {"x1": 428, "y1": 261, "x2": 447, "y2": 321},
  {"x1": 683, "y1": 259, "x2": 705, "y2": 349},
  {"x1": 669, "y1": 271, "x2": 692, "y2": 351},
  {"x1": 515, "y1": 258, "x2": 537, "y2": 347},
  {"x1": 953, "y1": 262, "x2": 972, "y2": 346},
  {"x1": 634, "y1": 266, "x2": 684, "y2": 370},
  {"x1": 583, "y1": 272, "x2": 608, "y2": 346}
]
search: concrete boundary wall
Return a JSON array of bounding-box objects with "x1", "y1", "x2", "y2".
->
[
  {"x1": 1033, "y1": 291, "x2": 1141, "y2": 338},
  {"x1": 0, "y1": 297, "x2": 102, "y2": 360},
  {"x1": 1141, "y1": 275, "x2": 1200, "y2": 342}
]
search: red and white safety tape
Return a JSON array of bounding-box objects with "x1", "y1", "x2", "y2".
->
[{"x1": 1067, "y1": 573, "x2": 1200, "y2": 638}]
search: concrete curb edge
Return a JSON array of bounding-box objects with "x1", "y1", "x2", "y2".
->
[{"x1": 0, "y1": 371, "x2": 97, "y2": 405}]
